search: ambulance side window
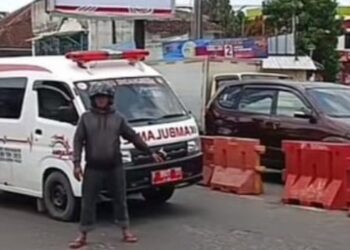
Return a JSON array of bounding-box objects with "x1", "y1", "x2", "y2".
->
[
  {"x1": 0, "y1": 78, "x2": 27, "y2": 119},
  {"x1": 35, "y1": 81, "x2": 78, "y2": 125}
]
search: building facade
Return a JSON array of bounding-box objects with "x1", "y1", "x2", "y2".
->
[{"x1": 338, "y1": 19, "x2": 350, "y2": 84}]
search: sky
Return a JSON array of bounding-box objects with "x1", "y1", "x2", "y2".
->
[{"x1": 1, "y1": 0, "x2": 349, "y2": 12}]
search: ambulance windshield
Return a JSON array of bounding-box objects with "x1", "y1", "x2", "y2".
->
[{"x1": 75, "y1": 77, "x2": 188, "y2": 123}]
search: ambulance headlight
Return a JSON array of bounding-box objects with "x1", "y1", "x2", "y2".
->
[
  {"x1": 187, "y1": 138, "x2": 202, "y2": 154},
  {"x1": 122, "y1": 150, "x2": 132, "y2": 164}
]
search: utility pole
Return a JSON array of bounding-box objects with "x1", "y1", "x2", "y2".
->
[
  {"x1": 241, "y1": 19, "x2": 245, "y2": 37},
  {"x1": 112, "y1": 19, "x2": 117, "y2": 44},
  {"x1": 192, "y1": 0, "x2": 203, "y2": 39},
  {"x1": 292, "y1": 0, "x2": 298, "y2": 61}
]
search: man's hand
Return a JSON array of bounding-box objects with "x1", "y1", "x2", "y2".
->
[
  {"x1": 73, "y1": 165, "x2": 84, "y2": 182},
  {"x1": 152, "y1": 152, "x2": 164, "y2": 163}
]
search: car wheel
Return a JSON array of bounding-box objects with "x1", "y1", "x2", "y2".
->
[
  {"x1": 44, "y1": 171, "x2": 78, "y2": 222},
  {"x1": 142, "y1": 186, "x2": 175, "y2": 204}
]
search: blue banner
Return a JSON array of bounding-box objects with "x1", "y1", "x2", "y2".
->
[{"x1": 162, "y1": 37, "x2": 268, "y2": 61}]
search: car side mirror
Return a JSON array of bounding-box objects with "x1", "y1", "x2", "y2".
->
[{"x1": 294, "y1": 110, "x2": 317, "y2": 123}]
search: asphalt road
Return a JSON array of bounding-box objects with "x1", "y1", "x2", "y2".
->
[{"x1": 0, "y1": 181, "x2": 349, "y2": 250}]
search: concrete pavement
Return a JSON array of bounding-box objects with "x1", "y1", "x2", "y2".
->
[{"x1": 0, "y1": 183, "x2": 349, "y2": 250}]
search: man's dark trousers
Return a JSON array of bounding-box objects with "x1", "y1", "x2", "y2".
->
[{"x1": 79, "y1": 166, "x2": 129, "y2": 233}]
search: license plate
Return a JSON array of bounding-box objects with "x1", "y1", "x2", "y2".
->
[{"x1": 151, "y1": 167, "x2": 183, "y2": 185}]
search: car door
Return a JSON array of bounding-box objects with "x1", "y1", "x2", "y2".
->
[
  {"x1": 206, "y1": 85, "x2": 242, "y2": 136},
  {"x1": 207, "y1": 85, "x2": 276, "y2": 141},
  {"x1": 267, "y1": 88, "x2": 327, "y2": 168},
  {"x1": 13, "y1": 81, "x2": 79, "y2": 192},
  {"x1": 236, "y1": 87, "x2": 277, "y2": 145}
]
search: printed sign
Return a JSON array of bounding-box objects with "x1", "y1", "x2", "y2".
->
[
  {"x1": 124, "y1": 125, "x2": 197, "y2": 145},
  {"x1": 46, "y1": 0, "x2": 175, "y2": 19},
  {"x1": 138, "y1": 126, "x2": 197, "y2": 143},
  {"x1": 224, "y1": 44, "x2": 234, "y2": 58},
  {"x1": 162, "y1": 38, "x2": 268, "y2": 61},
  {"x1": 0, "y1": 147, "x2": 22, "y2": 163}
]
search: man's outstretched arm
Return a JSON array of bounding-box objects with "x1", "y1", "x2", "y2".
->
[{"x1": 120, "y1": 117, "x2": 163, "y2": 163}]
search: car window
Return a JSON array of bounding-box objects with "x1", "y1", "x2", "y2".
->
[
  {"x1": 217, "y1": 86, "x2": 241, "y2": 109},
  {"x1": 276, "y1": 91, "x2": 310, "y2": 117},
  {"x1": 37, "y1": 82, "x2": 78, "y2": 124},
  {"x1": 238, "y1": 89, "x2": 275, "y2": 115},
  {"x1": 0, "y1": 78, "x2": 27, "y2": 119}
]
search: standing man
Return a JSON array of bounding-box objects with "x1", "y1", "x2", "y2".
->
[{"x1": 69, "y1": 82, "x2": 163, "y2": 249}]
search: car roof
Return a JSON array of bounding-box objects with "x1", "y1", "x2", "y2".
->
[
  {"x1": 214, "y1": 72, "x2": 290, "y2": 77},
  {"x1": 0, "y1": 56, "x2": 161, "y2": 82},
  {"x1": 226, "y1": 79, "x2": 350, "y2": 90}
]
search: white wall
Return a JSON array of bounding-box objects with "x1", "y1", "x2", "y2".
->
[
  {"x1": 88, "y1": 20, "x2": 112, "y2": 50},
  {"x1": 31, "y1": 0, "x2": 62, "y2": 35},
  {"x1": 338, "y1": 35, "x2": 345, "y2": 50},
  {"x1": 88, "y1": 19, "x2": 134, "y2": 50},
  {"x1": 114, "y1": 20, "x2": 134, "y2": 44}
]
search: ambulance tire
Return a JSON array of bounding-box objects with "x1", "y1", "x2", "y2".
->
[
  {"x1": 142, "y1": 186, "x2": 175, "y2": 204},
  {"x1": 44, "y1": 171, "x2": 78, "y2": 222}
]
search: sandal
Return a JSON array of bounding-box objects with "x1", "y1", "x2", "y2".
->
[
  {"x1": 122, "y1": 232, "x2": 138, "y2": 243},
  {"x1": 69, "y1": 237, "x2": 87, "y2": 249}
]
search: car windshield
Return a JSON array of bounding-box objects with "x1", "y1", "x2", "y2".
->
[
  {"x1": 308, "y1": 87, "x2": 350, "y2": 118},
  {"x1": 74, "y1": 77, "x2": 187, "y2": 123}
]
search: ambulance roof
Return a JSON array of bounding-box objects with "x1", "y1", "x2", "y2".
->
[{"x1": 0, "y1": 55, "x2": 161, "y2": 82}]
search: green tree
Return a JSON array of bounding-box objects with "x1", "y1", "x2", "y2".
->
[
  {"x1": 202, "y1": 0, "x2": 246, "y2": 38},
  {"x1": 232, "y1": 10, "x2": 247, "y2": 37},
  {"x1": 263, "y1": 0, "x2": 344, "y2": 82}
]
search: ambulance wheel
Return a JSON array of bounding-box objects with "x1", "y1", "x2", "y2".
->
[
  {"x1": 142, "y1": 186, "x2": 175, "y2": 204},
  {"x1": 44, "y1": 172, "x2": 78, "y2": 222}
]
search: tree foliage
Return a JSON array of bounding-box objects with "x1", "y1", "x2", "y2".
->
[
  {"x1": 263, "y1": 0, "x2": 344, "y2": 81},
  {"x1": 202, "y1": 0, "x2": 247, "y2": 38}
]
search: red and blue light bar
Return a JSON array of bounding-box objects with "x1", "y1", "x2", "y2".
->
[{"x1": 65, "y1": 50, "x2": 149, "y2": 65}]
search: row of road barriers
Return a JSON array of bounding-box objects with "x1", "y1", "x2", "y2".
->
[{"x1": 201, "y1": 136, "x2": 350, "y2": 216}]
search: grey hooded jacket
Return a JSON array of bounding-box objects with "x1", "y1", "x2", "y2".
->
[{"x1": 73, "y1": 108, "x2": 151, "y2": 169}]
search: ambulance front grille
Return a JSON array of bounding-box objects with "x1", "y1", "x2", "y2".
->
[{"x1": 131, "y1": 141, "x2": 187, "y2": 165}]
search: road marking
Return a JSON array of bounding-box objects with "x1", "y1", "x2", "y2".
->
[
  {"x1": 238, "y1": 195, "x2": 264, "y2": 201},
  {"x1": 286, "y1": 204, "x2": 332, "y2": 213}
]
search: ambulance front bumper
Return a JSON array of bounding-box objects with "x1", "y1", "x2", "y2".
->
[{"x1": 125, "y1": 153, "x2": 203, "y2": 193}]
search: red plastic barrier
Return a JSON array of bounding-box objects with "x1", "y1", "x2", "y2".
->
[
  {"x1": 201, "y1": 136, "x2": 234, "y2": 186},
  {"x1": 283, "y1": 141, "x2": 350, "y2": 210},
  {"x1": 226, "y1": 138, "x2": 265, "y2": 170},
  {"x1": 201, "y1": 136, "x2": 265, "y2": 195},
  {"x1": 210, "y1": 166, "x2": 258, "y2": 194},
  {"x1": 201, "y1": 137, "x2": 215, "y2": 186}
]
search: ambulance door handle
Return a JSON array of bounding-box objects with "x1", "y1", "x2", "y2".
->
[{"x1": 35, "y1": 129, "x2": 43, "y2": 135}]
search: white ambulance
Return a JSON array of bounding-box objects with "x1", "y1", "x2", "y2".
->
[{"x1": 0, "y1": 50, "x2": 202, "y2": 221}]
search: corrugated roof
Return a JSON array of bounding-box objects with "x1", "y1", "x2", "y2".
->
[
  {"x1": 0, "y1": 3, "x2": 33, "y2": 49},
  {"x1": 262, "y1": 56, "x2": 317, "y2": 70}
]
